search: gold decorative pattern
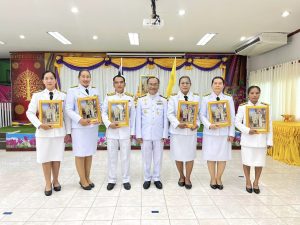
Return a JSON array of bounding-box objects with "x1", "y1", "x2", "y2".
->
[{"x1": 15, "y1": 104, "x2": 25, "y2": 115}]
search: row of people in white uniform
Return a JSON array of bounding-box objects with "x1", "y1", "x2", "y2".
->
[{"x1": 26, "y1": 70, "x2": 272, "y2": 196}]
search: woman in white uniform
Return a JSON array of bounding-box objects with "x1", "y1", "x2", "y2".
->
[
  {"x1": 167, "y1": 76, "x2": 200, "y2": 189},
  {"x1": 235, "y1": 86, "x2": 273, "y2": 194},
  {"x1": 26, "y1": 71, "x2": 71, "y2": 196},
  {"x1": 65, "y1": 70, "x2": 100, "y2": 190},
  {"x1": 200, "y1": 76, "x2": 235, "y2": 190}
]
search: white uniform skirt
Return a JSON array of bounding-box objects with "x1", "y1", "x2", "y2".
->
[
  {"x1": 202, "y1": 134, "x2": 231, "y2": 161},
  {"x1": 72, "y1": 127, "x2": 98, "y2": 157},
  {"x1": 170, "y1": 134, "x2": 197, "y2": 162},
  {"x1": 36, "y1": 137, "x2": 65, "y2": 163},
  {"x1": 241, "y1": 146, "x2": 267, "y2": 167}
]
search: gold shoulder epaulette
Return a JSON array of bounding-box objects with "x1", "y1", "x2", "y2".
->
[
  {"x1": 138, "y1": 94, "x2": 146, "y2": 98},
  {"x1": 239, "y1": 102, "x2": 247, "y2": 106},
  {"x1": 70, "y1": 85, "x2": 78, "y2": 88},
  {"x1": 224, "y1": 92, "x2": 232, "y2": 97},
  {"x1": 33, "y1": 90, "x2": 43, "y2": 94},
  {"x1": 171, "y1": 93, "x2": 177, "y2": 96},
  {"x1": 203, "y1": 93, "x2": 210, "y2": 97},
  {"x1": 193, "y1": 93, "x2": 199, "y2": 96},
  {"x1": 125, "y1": 92, "x2": 134, "y2": 97},
  {"x1": 107, "y1": 92, "x2": 115, "y2": 96},
  {"x1": 160, "y1": 95, "x2": 167, "y2": 99},
  {"x1": 92, "y1": 86, "x2": 96, "y2": 88},
  {"x1": 261, "y1": 102, "x2": 269, "y2": 105},
  {"x1": 60, "y1": 91, "x2": 67, "y2": 94}
]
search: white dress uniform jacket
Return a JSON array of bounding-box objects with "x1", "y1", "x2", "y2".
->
[
  {"x1": 26, "y1": 89, "x2": 71, "y2": 137},
  {"x1": 235, "y1": 101, "x2": 273, "y2": 147},
  {"x1": 101, "y1": 92, "x2": 136, "y2": 139},
  {"x1": 200, "y1": 92, "x2": 235, "y2": 137},
  {"x1": 136, "y1": 93, "x2": 168, "y2": 140}
]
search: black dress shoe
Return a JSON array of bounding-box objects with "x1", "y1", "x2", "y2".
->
[
  {"x1": 107, "y1": 183, "x2": 116, "y2": 191},
  {"x1": 79, "y1": 182, "x2": 92, "y2": 190},
  {"x1": 123, "y1": 182, "x2": 131, "y2": 190},
  {"x1": 89, "y1": 183, "x2": 95, "y2": 188},
  {"x1": 53, "y1": 184, "x2": 61, "y2": 192},
  {"x1": 253, "y1": 187, "x2": 260, "y2": 194},
  {"x1": 154, "y1": 181, "x2": 163, "y2": 189},
  {"x1": 185, "y1": 183, "x2": 192, "y2": 189},
  {"x1": 246, "y1": 187, "x2": 253, "y2": 193},
  {"x1": 210, "y1": 184, "x2": 217, "y2": 189},
  {"x1": 44, "y1": 189, "x2": 52, "y2": 196},
  {"x1": 143, "y1": 181, "x2": 151, "y2": 189},
  {"x1": 178, "y1": 179, "x2": 185, "y2": 187},
  {"x1": 216, "y1": 184, "x2": 224, "y2": 190}
]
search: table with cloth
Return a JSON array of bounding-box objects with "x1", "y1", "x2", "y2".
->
[{"x1": 267, "y1": 121, "x2": 300, "y2": 166}]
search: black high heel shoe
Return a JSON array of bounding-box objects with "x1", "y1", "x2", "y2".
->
[
  {"x1": 79, "y1": 182, "x2": 91, "y2": 190},
  {"x1": 53, "y1": 183, "x2": 61, "y2": 192},
  {"x1": 210, "y1": 183, "x2": 218, "y2": 189},
  {"x1": 44, "y1": 188, "x2": 52, "y2": 196},
  {"x1": 246, "y1": 186, "x2": 253, "y2": 193},
  {"x1": 178, "y1": 178, "x2": 185, "y2": 187}
]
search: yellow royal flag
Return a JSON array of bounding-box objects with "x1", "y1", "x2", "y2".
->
[{"x1": 166, "y1": 58, "x2": 176, "y2": 97}]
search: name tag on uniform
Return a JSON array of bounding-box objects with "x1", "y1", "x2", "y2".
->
[{"x1": 156, "y1": 100, "x2": 163, "y2": 105}]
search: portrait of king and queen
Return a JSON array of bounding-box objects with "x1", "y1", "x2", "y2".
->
[
  {"x1": 108, "y1": 100, "x2": 129, "y2": 127},
  {"x1": 39, "y1": 100, "x2": 63, "y2": 128},
  {"x1": 246, "y1": 105, "x2": 269, "y2": 133},
  {"x1": 177, "y1": 101, "x2": 199, "y2": 128},
  {"x1": 77, "y1": 96, "x2": 101, "y2": 123},
  {"x1": 208, "y1": 100, "x2": 231, "y2": 127}
]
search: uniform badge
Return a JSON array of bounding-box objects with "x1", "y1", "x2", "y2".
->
[{"x1": 156, "y1": 100, "x2": 163, "y2": 105}]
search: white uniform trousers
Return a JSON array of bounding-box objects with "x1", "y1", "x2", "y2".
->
[
  {"x1": 141, "y1": 140, "x2": 163, "y2": 182},
  {"x1": 107, "y1": 138, "x2": 131, "y2": 183}
]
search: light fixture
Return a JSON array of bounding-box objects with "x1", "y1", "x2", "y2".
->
[
  {"x1": 169, "y1": 36, "x2": 174, "y2": 41},
  {"x1": 47, "y1": 32, "x2": 72, "y2": 44},
  {"x1": 240, "y1": 36, "x2": 246, "y2": 41},
  {"x1": 0, "y1": 41, "x2": 5, "y2": 45},
  {"x1": 178, "y1": 9, "x2": 185, "y2": 16},
  {"x1": 281, "y1": 10, "x2": 290, "y2": 18},
  {"x1": 71, "y1": 7, "x2": 79, "y2": 14},
  {"x1": 128, "y1": 33, "x2": 139, "y2": 45},
  {"x1": 196, "y1": 33, "x2": 216, "y2": 46},
  {"x1": 19, "y1": 35, "x2": 25, "y2": 39},
  {"x1": 107, "y1": 52, "x2": 185, "y2": 58},
  {"x1": 92, "y1": 35, "x2": 98, "y2": 40}
]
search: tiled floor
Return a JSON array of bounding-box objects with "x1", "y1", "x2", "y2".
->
[{"x1": 0, "y1": 150, "x2": 300, "y2": 225}]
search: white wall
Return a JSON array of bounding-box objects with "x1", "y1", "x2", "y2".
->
[{"x1": 248, "y1": 32, "x2": 300, "y2": 72}]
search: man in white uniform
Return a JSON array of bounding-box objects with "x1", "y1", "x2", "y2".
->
[
  {"x1": 136, "y1": 77, "x2": 168, "y2": 189},
  {"x1": 102, "y1": 75, "x2": 135, "y2": 190}
]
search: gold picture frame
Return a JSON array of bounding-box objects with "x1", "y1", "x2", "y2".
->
[
  {"x1": 77, "y1": 96, "x2": 101, "y2": 124},
  {"x1": 139, "y1": 75, "x2": 156, "y2": 96},
  {"x1": 108, "y1": 100, "x2": 129, "y2": 127},
  {"x1": 39, "y1": 100, "x2": 63, "y2": 128},
  {"x1": 177, "y1": 100, "x2": 199, "y2": 128},
  {"x1": 208, "y1": 100, "x2": 231, "y2": 127},
  {"x1": 246, "y1": 105, "x2": 269, "y2": 133}
]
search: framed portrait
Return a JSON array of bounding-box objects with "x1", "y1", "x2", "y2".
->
[
  {"x1": 246, "y1": 105, "x2": 269, "y2": 133},
  {"x1": 139, "y1": 75, "x2": 156, "y2": 96},
  {"x1": 177, "y1": 100, "x2": 199, "y2": 128},
  {"x1": 39, "y1": 100, "x2": 63, "y2": 128},
  {"x1": 77, "y1": 96, "x2": 101, "y2": 123},
  {"x1": 208, "y1": 100, "x2": 231, "y2": 127},
  {"x1": 108, "y1": 100, "x2": 129, "y2": 127}
]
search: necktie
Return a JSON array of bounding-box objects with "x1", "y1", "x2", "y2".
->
[
  {"x1": 49, "y1": 92, "x2": 53, "y2": 100},
  {"x1": 184, "y1": 95, "x2": 188, "y2": 101},
  {"x1": 85, "y1": 89, "x2": 89, "y2": 95},
  {"x1": 216, "y1": 97, "x2": 220, "y2": 101}
]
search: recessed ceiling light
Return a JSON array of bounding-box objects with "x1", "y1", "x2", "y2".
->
[
  {"x1": 281, "y1": 10, "x2": 290, "y2": 18},
  {"x1": 0, "y1": 41, "x2": 5, "y2": 45},
  {"x1": 92, "y1": 35, "x2": 98, "y2": 40},
  {"x1": 128, "y1": 33, "x2": 139, "y2": 45},
  {"x1": 47, "y1": 32, "x2": 72, "y2": 45},
  {"x1": 178, "y1": 9, "x2": 185, "y2": 16},
  {"x1": 169, "y1": 36, "x2": 174, "y2": 41},
  {"x1": 19, "y1": 35, "x2": 25, "y2": 39},
  {"x1": 240, "y1": 36, "x2": 246, "y2": 41},
  {"x1": 71, "y1": 7, "x2": 79, "y2": 14},
  {"x1": 196, "y1": 33, "x2": 216, "y2": 46}
]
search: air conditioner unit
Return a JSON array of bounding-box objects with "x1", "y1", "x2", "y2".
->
[{"x1": 235, "y1": 32, "x2": 287, "y2": 56}]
